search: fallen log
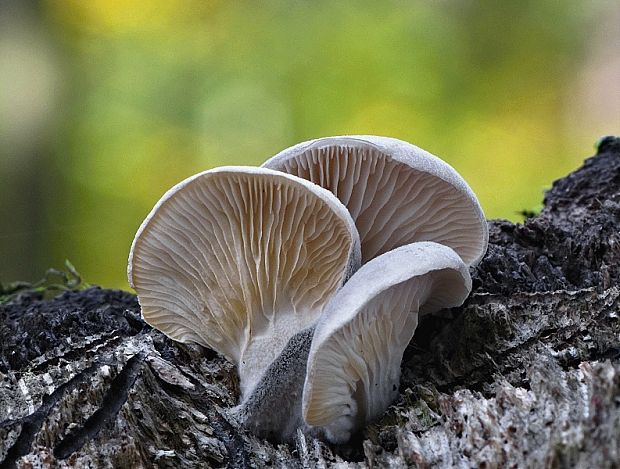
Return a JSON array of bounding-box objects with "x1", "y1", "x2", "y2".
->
[{"x1": 1, "y1": 137, "x2": 619, "y2": 468}]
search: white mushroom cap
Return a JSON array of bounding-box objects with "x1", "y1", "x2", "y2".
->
[
  {"x1": 262, "y1": 135, "x2": 488, "y2": 266},
  {"x1": 128, "y1": 166, "x2": 361, "y2": 396},
  {"x1": 302, "y1": 241, "x2": 471, "y2": 443}
]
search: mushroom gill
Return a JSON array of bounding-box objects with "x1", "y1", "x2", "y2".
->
[
  {"x1": 262, "y1": 135, "x2": 488, "y2": 266},
  {"x1": 128, "y1": 166, "x2": 361, "y2": 397}
]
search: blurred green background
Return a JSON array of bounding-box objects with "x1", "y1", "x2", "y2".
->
[{"x1": 1, "y1": 0, "x2": 618, "y2": 290}]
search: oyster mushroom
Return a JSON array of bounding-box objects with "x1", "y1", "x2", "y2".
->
[
  {"x1": 303, "y1": 242, "x2": 472, "y2": 443},
  {"x1": 128, "y1": 166, "x2": 361, "y2": 397},
  {"x1": 262, "y1": 135, "x2": 488, "y2": 266}
]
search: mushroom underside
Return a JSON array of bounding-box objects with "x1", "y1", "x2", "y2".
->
[
  {"x1": 263, "y1": 137, "x2": 487, "y2": 265},
  {"x1": 303, "y1": 242, "x2": 472, "y2": 444},
  {"x1": 129, "y1": 168, "x2": 360, "y2": 396}
]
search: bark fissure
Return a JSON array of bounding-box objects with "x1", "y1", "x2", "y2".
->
[
  {"x1": 0, "y1": 365, "x2": 98, "y2": 469},
  {"x1": 53, "y1": 353, "x2": 145, "y2": 459}
]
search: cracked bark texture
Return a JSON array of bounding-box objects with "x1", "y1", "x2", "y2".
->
[{"x1": 1, "y1": 136, "x2": 619, "y2": 468}]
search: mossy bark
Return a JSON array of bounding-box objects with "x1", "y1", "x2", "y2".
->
[{"x1": 1, "y1": 137, "x2": 619, "y2": 468}]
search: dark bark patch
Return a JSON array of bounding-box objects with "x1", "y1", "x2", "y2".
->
[{"x1": 53, "y1": 353, "x2": 144, "y2": 460}]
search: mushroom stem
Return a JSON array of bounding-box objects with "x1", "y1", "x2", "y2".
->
[
  {"x1": 237, "y1": 312, "x2": 310, "y2": 398},
  {"x1": 233, "y1": 327, "x2": 314, "y2": 442}
]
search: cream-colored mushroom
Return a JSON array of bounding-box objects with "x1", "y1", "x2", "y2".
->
[
  {"x1": 128, "y1": 166, "x2": 361, "y2": 397},
  {"x1": 303, "y1": 242, "x2": 471, "y2": 443},
  {"x1": 262, "y1": 136, "x2": 488, "y2": 266}
]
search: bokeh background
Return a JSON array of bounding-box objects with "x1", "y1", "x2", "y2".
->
[{"x1": 1, "y1": 1, "x2": 619, "y2": 290}]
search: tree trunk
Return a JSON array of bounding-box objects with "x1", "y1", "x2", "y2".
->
[{"x1": 1, "y1": 137, "x2": 619, "y2": 468}]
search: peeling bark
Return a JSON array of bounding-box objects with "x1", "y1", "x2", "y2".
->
[{"x1": 1, "y1": 137, "x2": 619, "y2": 468}]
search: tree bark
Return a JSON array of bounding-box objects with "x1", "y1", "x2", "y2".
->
[{"x1": 1, "y1": 137, "x2": 619, "y2": 468}]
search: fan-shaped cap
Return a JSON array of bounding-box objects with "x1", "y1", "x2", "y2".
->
[
  {"x1": 302, "y1": 242, "x2": 471, "y2": 443},
  {"x1": 262, "y1": 135, "x2": 488, "y2": 266},
  {"x1": 128, "y1": 166, "x2": 361, "y2": 396}
]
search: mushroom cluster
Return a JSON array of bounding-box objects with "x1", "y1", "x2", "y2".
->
[{"x1": 128, "y1": 136, "x2": 488, "y2": 444}]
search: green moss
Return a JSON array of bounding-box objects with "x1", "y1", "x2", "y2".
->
[{"x1": 0, "y1": 260, "x2": 90, "y2": 304}]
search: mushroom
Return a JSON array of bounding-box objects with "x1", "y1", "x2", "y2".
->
[
  {"x1": 302, "y1": 241, "x2": 472, "y2": 443},
  {"x1": 128, "y1": 166, "x2": 361, "y2": 397},
  {"x1": 262, "y1": 135, "x2": 488, "y2": 266}
]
